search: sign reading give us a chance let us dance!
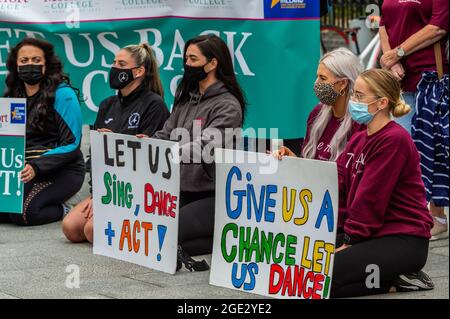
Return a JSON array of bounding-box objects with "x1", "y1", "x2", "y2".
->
[
  {"x1": 210, "y1": 149, "x2": 338, "y2": 299},
  {"x1": 0, "y1": 98, "x2": 26, "y2": 215},
  {"x1": 0, "y1": 0, "x2": 320, "y2": 139}
]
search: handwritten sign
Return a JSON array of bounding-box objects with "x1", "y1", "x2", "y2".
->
[
  {"x1": 91, "y1": 131, "x2": 180, "y2": 274},
  {"x1": 210, "y1": 149, "x2": 338, "y2": 299}
]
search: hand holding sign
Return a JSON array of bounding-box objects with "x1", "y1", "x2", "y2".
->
[
  {"x1": 97, "y1": 128, "x2": 113, "y2": 133},
  {"x1": 20, "y1": 164, "x2": 36, "y2": 183},
  {"x1": 271, "y1": 146, "x2": 296, "y2": 160},
  {"x1": 82, "y1": 198, "x2": 93, "y2": 219}
]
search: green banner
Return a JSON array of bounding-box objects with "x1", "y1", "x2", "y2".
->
[{"x1": 0, "y1": 1, "x2": 320, "y2": 139}]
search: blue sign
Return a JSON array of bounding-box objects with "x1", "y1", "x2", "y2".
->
[{"x1": 10, "y1": 103, "x2": 26, "y2": 124}]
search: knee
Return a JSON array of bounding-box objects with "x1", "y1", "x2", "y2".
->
[
  {"x1": 62, "y1": 216, "x2": 86, "y2": 243},
  {"x1": 84, "y1": 220, "x2": 93, "y2": 244}
]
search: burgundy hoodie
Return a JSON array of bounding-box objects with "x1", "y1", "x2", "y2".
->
[
  {"x1": 302, "y1": 104, "x2": 364, "y2": 161},
  {"x1": 337, "y1": 121, "x2": 433, "y2": 243}
]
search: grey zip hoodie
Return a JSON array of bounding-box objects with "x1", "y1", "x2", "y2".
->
[{"x1": 153, "y1": 80, "x2": 243, "y2": 192}]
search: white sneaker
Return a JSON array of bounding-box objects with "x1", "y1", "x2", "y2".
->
[{"x1": 431, "y1": 216, "x2": 448, "y2": 241}]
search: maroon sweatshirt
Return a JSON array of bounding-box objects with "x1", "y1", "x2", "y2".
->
[
  {"x1": 380, "y1": 0, "x2": 449, "y2": 93},
  {"x1": 302, "y1": 104, "x2": 364, "y2": 161},
  {"x1": 337, "y1": 121, "x2": 433, "y2": 243}
]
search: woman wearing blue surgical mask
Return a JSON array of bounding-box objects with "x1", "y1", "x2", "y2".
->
[
  {"x1": 331, "y1": 69, "x2": 434, "y2": 297},
  {"x1": 1, "y1": 38, "x2": 84, "y2": 226},
  {"x1": 62, "y1": 43, "x2": 169, "y2": 244}
]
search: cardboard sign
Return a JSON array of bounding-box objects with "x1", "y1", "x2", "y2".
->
[
  {"x1": 210, "y1": 148, "x2": 338, "y2": 299},
  {"x1": 0, "y1": 98, "x2": 26, "y2": 214},
  {"x1": 91, "y1": 131, "x2": 180, "y2": 274}
]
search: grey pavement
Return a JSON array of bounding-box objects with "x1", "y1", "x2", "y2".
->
[
  {"x1": 0, "y1": 221, "x2": 448, "y2": 299},
  {"x1": 1, "y1": 128, "x2": 448, "y2": 299}
]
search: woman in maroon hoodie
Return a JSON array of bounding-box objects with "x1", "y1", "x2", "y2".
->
[{"x1": 331, "y1": 69, "x2": 434, "y2": 298}]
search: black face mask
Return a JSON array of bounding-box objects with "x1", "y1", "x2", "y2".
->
[
  {"x1": 109, "y1": 67, "x2": 135, "y2": 90},
  {"x1": 18, "y1": 64, "x2": 44, "y2": 85},
  {"x1": 184, "y1": 63, "x2": 209, "y2": 84}
]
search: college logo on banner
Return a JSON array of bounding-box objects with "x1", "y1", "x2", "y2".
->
[
  {"x1": 264, "y1": 0, "x2": 320, "y2": 19},
  {"x1": 10, "y1": 103, "x2": 26, "y2": 124}
]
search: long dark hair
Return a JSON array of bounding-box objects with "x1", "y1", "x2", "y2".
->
[
  {"x1": 4, "y1": 37, "x2": 80, "y2": 132},
  {"x1": 175, "y1": 34, "x2": 246, "y2": 122}
]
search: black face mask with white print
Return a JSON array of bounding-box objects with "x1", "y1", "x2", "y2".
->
[{"x1": 109, "y1": 67, "x2": 136, "y2": 90}]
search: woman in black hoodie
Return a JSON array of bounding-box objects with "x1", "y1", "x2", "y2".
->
[
  {"x1": 62, "y1": 43, "x2": 169, "y2": 243},
  {"x1": 153, "y1": 34, "x2": 246, "y2": 271}
]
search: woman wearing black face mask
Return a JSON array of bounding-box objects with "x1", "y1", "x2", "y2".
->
[
  {"x1": 62, "y1": 43, "x2": 169, "y2": 244},
  {"x1": 153, "y1": 34, "x2": 246, "y2": 272},
  {"x1": 1, "y1": 38, "x2": 85, "y2": 226}
]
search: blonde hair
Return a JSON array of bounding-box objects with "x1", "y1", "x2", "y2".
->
[
  {"x1": 123, "y1": 43, "x2": 164, "y2": 98},
  {"x1": 302, "y1": 47, "x2": 364, "y2": 161},
  {"x1": 359, "y1": 69, "x2": 411, "y2": 118}
]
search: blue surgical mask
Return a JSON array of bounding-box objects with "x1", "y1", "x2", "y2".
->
[{"x1": 349, "y1": 100, "x2": 380, "y2": 124}]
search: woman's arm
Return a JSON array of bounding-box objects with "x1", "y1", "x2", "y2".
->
[
  {"x1": 379, "y1": 26, "x2": 391, "y2": 55},
  {"x1": 28, "y1": 86, "x2": 83, "y2": 176},
  {"x1": 152, "y1": 106, "x2": 178, "y2": 140},
  {"x1": 381, "y1": 25, "x2": 448, "y2": 69},
  {"x1": 344, "y1": 146, "x2": 406, "y2": 244},
  {"x1": 140, "y1": 98, "x2": 170, "y2": 137},
  {"x1": 178, "y1": 98, "x2": 242, "y2": 164},
  {"x1": 402, "y1": 25, "x2": 447, "y2": 56}
]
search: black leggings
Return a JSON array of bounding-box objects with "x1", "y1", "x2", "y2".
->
[
  {"x1": 331, "y1": 234, "x2": 429, "y2": 298},
  {"x1": 178, "y1": 191, "x2": 215, "y2": 256},
  {"x1": 5, "y1": 169, "x2": 84, "y2": 226}
]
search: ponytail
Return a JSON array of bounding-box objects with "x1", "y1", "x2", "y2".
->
[
  {"x1": 392, "y1": 98, "x2": 411, "y2": 118},
  {"x1": 123, "y1": 43, "x2": 164, "y2": 98},
  {"x1": 140, "y1": 43, "x2": 164, "y2": 98}
]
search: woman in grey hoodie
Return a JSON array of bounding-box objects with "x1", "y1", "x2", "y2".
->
[{"x1": 153, "y1": 34, "x2": 246, "y2": 271}]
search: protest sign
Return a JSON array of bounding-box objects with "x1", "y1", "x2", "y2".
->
[
  {"x1": 210, "y1": 148, "x2": 338, "y2": 299},
  {"x1": 0, "y1": 98, "x2": 26, "y2": 214}
]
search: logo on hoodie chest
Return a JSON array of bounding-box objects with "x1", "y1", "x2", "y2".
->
[
  {"x1": 346, "y1": 152, "x2": 366, "y2": 179},
  {"x1": 128, "y1": 113, "x2": 140, "y2": 129}
]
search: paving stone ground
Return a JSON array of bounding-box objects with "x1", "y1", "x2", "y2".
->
[
  {"x1": 1, "y1": 127, "x2": 447, "y2": 299},
  {"x1": 0, "y1": 221, "x2": 447, "y2": 299}
]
